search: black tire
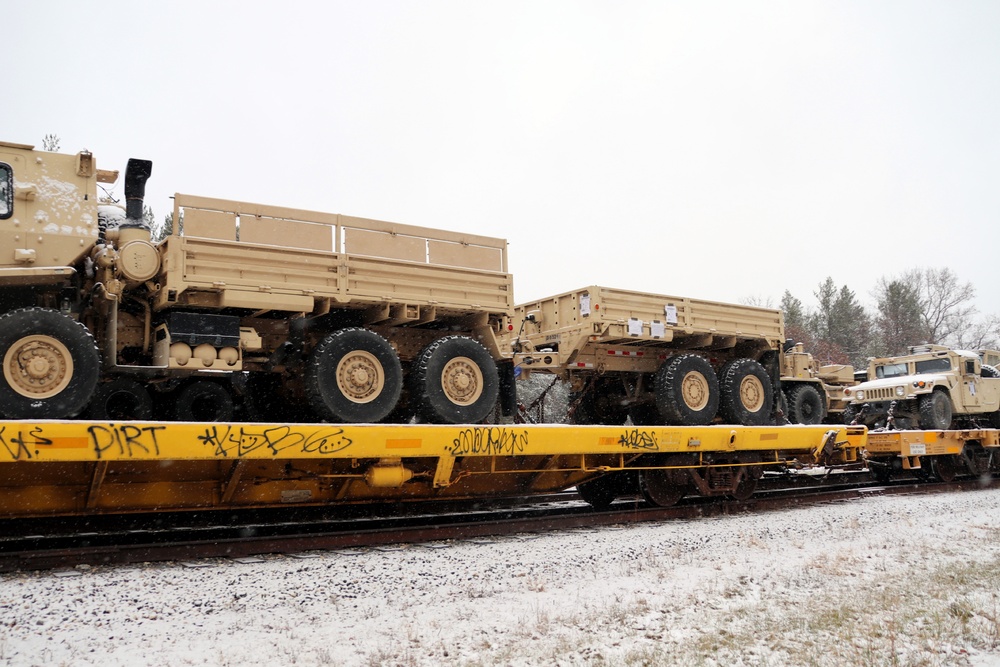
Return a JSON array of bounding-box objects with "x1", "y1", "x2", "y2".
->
[
  {"x1": 785, "y1": 384, "x2": 825, "y2": 425},
  {"x1": 718, "y1": 358, "x2": 774, "y2": 426},
  {"x1": 305, "y1": 328, "x2": 403, "y2": 423},
  {"x1": 411, "y1": 336, "x2": 499, "y2": 424},
  {"x1": 0, "y1": 308, "x2": 100, "y2": 419},
  {"x1": 918, "y1": 391, "x2": 953, "y2": 430},
  {"x1": 655, "y1": 354, "x2": 719, "y2": 425},
  {"x1": 982, "y1": 365, "x2": 1000, "y2": 378},
  {"x1": 570, "y1": 380, "x2": 629, "y2": 425},
  {"x1": 88, "y1": 379, "x2": 154, "y2": 420},
  {"x1": 173, "y1": 381, "x2": 234, "y2": 422}
]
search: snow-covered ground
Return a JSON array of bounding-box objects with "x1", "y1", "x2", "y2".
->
[{"x1": 3, "y1": 487, "x2": 1000, "y2": 667}]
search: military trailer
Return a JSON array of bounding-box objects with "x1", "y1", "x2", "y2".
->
[
  {"x1": 779, "y1": 342, "x2": 856, "y2": 425},
  {"x1": 503, "y1": 286, "x2": 785, "y2": 426},
  {"x1": 844, "y1": 345, "x2": 1000, "y2": 430},
  {"x1": 0, "y1": 141, "x2": 513, "y2": 423}
]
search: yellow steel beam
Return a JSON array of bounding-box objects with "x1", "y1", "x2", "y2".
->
[{"x1": 0, "y1": 422, "x2": 867, "y2": 464}]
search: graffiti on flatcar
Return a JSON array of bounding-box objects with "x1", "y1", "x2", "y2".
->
[
  {"x1": 197, "y1": 425, "x2": 354, "y2": 458},
  {"x1": 617, "y1": 429, "x2": 659, "y2": 451},
  {"x1": 449, "y1": 427, "x2": 529, "y2": 456},
  {"x1": 90, "y1": 424, "x2": 167, "y2": 459},
  {"x1": 0, "y1": 425, "x2": 50, "y2": 461}
]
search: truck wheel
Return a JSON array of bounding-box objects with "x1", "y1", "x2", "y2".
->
[
  {"x1": 786, "y1": 384, "x2": 824, "y2": 425},
  {"x1": 89, "y1": 379, "x2": 154, "y2": 420},
  {"x1": 718, "y1": 358, "x2": 774, "y2": 426},
  {"x1": 174, "y1": 381, "x2": 234, "y2": 422},
  {"x1": 0, "y1": 308, "x2": 100, "y2": 419},
  {"x1": 655, "y1": 354, "x2": 719, "y2": 425},
  {"x1": 412, "y1": 336, "x2": 499, "y2": 424},
  {"x1": 918, "y1": 390, "x2": 952, "y2": 430},
  {"x1": 306, "y1": 328, "x2": 402, "y2": 423}
]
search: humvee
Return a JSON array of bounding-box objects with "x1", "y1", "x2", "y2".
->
[{"x1": 843, "y1": 345, "x2": 1000, "y2": 430}]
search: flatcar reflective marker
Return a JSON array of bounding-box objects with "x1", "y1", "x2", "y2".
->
[
  {"x1": 386, "y1": 439, "x2": 422, "y2": 449},
  {"x1": 45, "y1": 437, "x2": 89, "y2": 449}
]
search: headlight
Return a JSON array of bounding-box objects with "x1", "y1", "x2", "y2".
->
[
  {"x1": 895, "y1": 386, "x2": 905, "y2": 397},
  {"x1": 856, "y1": 390, "x2": 865, "y2": 401}
]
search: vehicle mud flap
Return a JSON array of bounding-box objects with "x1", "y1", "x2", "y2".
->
[{"x1": 498, "y1": 360, "x2": 517, "y2": 418}]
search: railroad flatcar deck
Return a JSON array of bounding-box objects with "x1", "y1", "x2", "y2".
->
[{"x1": 0, "y1": 421, "x2": 864, "y2": 518}]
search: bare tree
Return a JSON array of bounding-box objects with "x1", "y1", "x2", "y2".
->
[
  {"x1": 914, "y1": 268, "x2": 977, "y2": 345},
  {"x1": 42, "y1": 134, "x2": 60, "y2": 152}
]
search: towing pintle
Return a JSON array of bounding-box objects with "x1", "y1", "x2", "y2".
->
[{"x1": 124, "y1": 158, "x2": 153, "y2": 223}]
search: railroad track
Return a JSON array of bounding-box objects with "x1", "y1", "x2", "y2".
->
[{"x1": 1, "y1": 475, "x2": 995, "y2": 573}]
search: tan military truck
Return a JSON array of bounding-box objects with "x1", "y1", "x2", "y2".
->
[
  {"x1": 779, "y1": 343, "x2": 856, "y2": 424},
  {"x1": 503, "y1": 286, "x2": 784, "y2": 426},
  {"x1": 843, "y1": 345, "x2": 1000, "y2": 430},
  {"x1": 0, "y1": 141, "x2": 513, "y2": 423}
]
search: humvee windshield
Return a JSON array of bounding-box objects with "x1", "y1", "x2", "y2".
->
[
  {"x1": 914, "y1": 358, "x2": 952, "y2": 374},
  {"x1": 876, "y1": 362, "x2": 908, "y2": 379}
]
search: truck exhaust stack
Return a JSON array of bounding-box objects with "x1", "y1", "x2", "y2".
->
[{"x1": 124, "y1": 158, "x2": 153, "y2": 224}]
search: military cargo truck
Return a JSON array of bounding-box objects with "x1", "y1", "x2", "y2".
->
[
  {"x1": 503, "y1": 286, "x2": 784, "y2": 426},
  {"x1": 0, "y1": 141, "x2": 513, "y2": 423},
  {"x1": 844, "y1": 345, "x2": 1000, "y2": 430},
  {"x1": 779, "y1": 343, "x2": 856, "y2": 425}
]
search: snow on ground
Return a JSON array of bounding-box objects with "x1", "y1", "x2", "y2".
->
[{"x1": 3, "y1": 488, "x2": 1000, "y2": 667}]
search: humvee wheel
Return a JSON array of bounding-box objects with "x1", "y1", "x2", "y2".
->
[
  {"x1": 918, "y1": 390, "x2": 953, "y2": 430},
  {"x1": 719, "y1": 358, "x2": 773, "y2": 426},
  {"x1": 412, "y1": 336, "x2": 499, "y2": 424},
  {"x1": 306, "y1": 328, "x2": 403, "y2": 423},
  {"x1": 0, "y1": 308, "x2": 99, "y2": 419},
  {"x1": 655, "y1": 354, "x2": 719, "y2": 425}
]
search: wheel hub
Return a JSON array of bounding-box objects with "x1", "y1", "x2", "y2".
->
[
  {"x1": 4, "y1": 335, "x2": 73, "y2": 399},
  {"x1": 336, "y1": 351, "x2": 384, "y2": 403},
  {"x1": 739, "y1": 376, "x2": 765, "y2": 412},
  {"x1": 681, "y1": 371, "x2": 709, "y2": 411},
  {"x1": 440, "y1": 356, "x2": 483, "y2": 406}
]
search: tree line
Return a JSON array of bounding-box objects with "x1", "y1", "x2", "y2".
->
[{"x1": 774, "y1": 268, "x2": 997, "y2": 368}]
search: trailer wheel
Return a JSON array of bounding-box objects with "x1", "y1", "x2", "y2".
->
[
  {"x1": 918, "y1": 390, "x2": 952, "y2": 430},
  {"x1": 174, "y1": 381, "x2": 234, "y2": 422},
  {"x1": 785, "y1": 384, "x2": 824, "y2": 425},
  {"x1": 89, "y1": 379, "x2": 154, "y2": 420},
  {"x1": 0, "y1": 308, "x2": 100, "y2": 419},
  {"x1": 306, "y1": 328, "x2": 402, "y2": 424},
  {"x1": 718, "y1": 358, "x2": 773, "y2": 426},
  {"x1": 655, "y1": 354, "x2": 719, "y2": 425},
  {"x1": 412, "y1": 336, "x2": 499, "y2": 424}
]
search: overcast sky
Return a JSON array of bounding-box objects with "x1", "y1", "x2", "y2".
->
[{"x1": 9, "y1": 2, "x2": 1000, "y2": 314}]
